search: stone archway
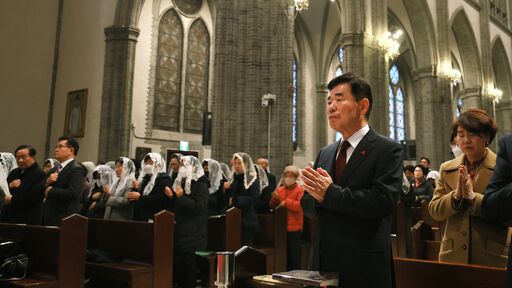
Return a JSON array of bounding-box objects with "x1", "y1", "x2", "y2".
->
[
  {"x1": 491, "y1": 36, "x2": 512, "y2": 134},
  {"x1": 450, "y1": 8, "x2": 482, "y2": 109}
]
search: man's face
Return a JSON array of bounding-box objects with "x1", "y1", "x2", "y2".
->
[
  {"x1": 15, "y1": 148, "x2": 35, "y2": 169},
  {"x1": 419, "y1": 159, "x2": 429, "y2": 168},
  {"x1": 405, "y1": 170, "x2": 414, "y2": 180},
  {"x1": 327, "y1": 83, "x2": 363, "y2": 132},
  {"x1": 257, "y1": 159, "x2": 268, "y2": 170},
  {"x1": 54, "y1": 140, "x2": 73, "y2": 162}
]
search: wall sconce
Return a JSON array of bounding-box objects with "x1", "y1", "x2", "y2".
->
[
  {"x1": 439, "y1": 65, "x2": 462, "y2": 86},
  {"x1": 488, "y1": 87, "x2": 503, "y2": 104}
]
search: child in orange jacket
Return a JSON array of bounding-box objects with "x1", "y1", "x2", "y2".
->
[{"x1": 270, "y1": 165, "x2": 304, "y2": 270}]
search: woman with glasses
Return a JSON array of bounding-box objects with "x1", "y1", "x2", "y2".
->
[{"x1": 429, "y1": 109, "x2": 507, "y2": 267}]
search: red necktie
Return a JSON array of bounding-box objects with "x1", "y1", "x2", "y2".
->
[{"x1": 335, "y1": 140, "x2": 351, "y2": 183}]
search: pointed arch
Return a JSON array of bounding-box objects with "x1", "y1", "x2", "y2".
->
[
  {"x1": 491, "y1": 36, "x2": 512, "y2": 103},
  {"x1": 450, "y1": 8, "x2": 482, "y2": 88},
  {"x1": 184, "y1": 18, "x2": 210, "y2": 133},
  {"x1": 153, "y1": 9, "x2": 184, "y2": 131},
  {"x1": 402, "y1": 0, "x2": 436, "y2": 69}
]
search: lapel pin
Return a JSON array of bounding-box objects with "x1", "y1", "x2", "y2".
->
[{"x1": 361, "y1": 150, "x2": 367, "y2": 155}]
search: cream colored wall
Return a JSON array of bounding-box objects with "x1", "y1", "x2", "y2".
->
[
  {"x1": 49, "y1": 0, "x2": 116, "y2": 163},
  {"x1": 131, "y1": 0, "x2": 213, "y2": 161},
  {"x1": 0, "y1": 0, "x2": 58, "y2": 163}
]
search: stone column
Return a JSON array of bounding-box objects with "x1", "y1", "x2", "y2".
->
[
  {"x1": 479, "y1": 0, "x2": 494, "y2": 115},
  {"x1": 212, "y1": 0, "x2": 293, "y2": 170},
  {"x1": 97, "y1": 26, "x2": 140, "y2": 162},
  {"x1": 339, "y1": 0, "x2": 389, "y2": 135}
]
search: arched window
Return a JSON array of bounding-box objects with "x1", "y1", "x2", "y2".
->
[
  {"x1": 292, "y1": 57, "x2": 298, "y2": 150},
  {"x1": 184, "y1": 19, "x2": 210, "y2": 133},
  {"x1": 153, "y1": 9, "x2": 183, "y2": 131},
  {"x1": 388, "y1": 65, "x2": 405, "y2": 141}
]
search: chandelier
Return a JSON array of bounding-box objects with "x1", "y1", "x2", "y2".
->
[
  {"x1": 439, "y1": 64, "x2": 462, "y2": 86},
  {"x1": 294, "y1": 0, "x2": 309, "y2": 12},
  {"x1": 377, "y1": 30, "x2": 402, "y2": 60}
]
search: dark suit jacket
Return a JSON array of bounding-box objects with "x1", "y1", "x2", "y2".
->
[
  {"x1": 482, "y1": 133, "x2": 512, "y2": 288},
  {"x1": 301, "y1": 128, "x2": 402, "y2": 288},
  {"x1": 3, "y1": 162, "x2": 46, "y2": 224},
  {"x1": 42, "y1": 159, "x2": 85, "y2": 226}
]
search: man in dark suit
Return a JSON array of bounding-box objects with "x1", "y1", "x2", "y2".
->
[
  {"x1": 43, "y1": 136, "x2": 85, "y2": 226},
  {"x1": 2, "y1": 145, "x2": 46, "y2": 224},
  {"x1": 256, "y1": 157, "x2": 277, "y2": 213},
  {"x1": 301, "y1": 73, "x2": 402, "y2": 288},
  {"x1": 482, "y1": 133, "x2": 512, "y2": 288}
]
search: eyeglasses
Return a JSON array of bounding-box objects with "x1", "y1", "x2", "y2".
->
[{"x1": 55, "y1": 144, "x2": 70, "y2": 149}]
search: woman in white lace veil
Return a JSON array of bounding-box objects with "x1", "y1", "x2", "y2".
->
[
  {"x1": 0, "y1": 153, "x2": 17, "y2": 197},
  {"x1": 127, "y1": 152, "x2": 169, "y2": 221},
  {"x1": 226, "y1": 152, "x2": 260, "y2": 245},
  {"x1": 167, "y1": 155, "x2": 209, "y2": 287},
  {"x1": 105, "y1": 157, "x2": 136, "y2": 220},
  {"x1": 203, "y1": 158, "x2": 226, "y2": 215},
  {"x1": 168, "y1": 153, "x2": 183, "y2": 186},
  {"x1": 81, "y1": 161, "x2": 96, "y2": 184},
  {"x1": 219, "y1": 162, "x2": 232, "y2": 182},
  {"x1": 42, "y1": 158, "x2": 60, "y2": 175},
  {"x1": 83, "y1": 164, "x2": 117, "y2": 218},
  {"x1": 254, "y1": 164, "x2": 269, "y2": 194}
]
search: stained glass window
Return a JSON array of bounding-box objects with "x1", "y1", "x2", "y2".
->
[
  {"x1": 184, "y1": 19, "x2": 210, "y2": 133},
  {"x1": 153, "y1": 9, "x2": 183, "y2": 131},
  {"x1": 388, "y1": 65, "x2": 406, "y2": 141}
]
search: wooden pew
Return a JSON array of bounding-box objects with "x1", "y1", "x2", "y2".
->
[
  {"x1": 411, "y1": 220, "x2": 440, "y2": 260},
  {"x1": 391, "y1": 201, "x2": 407, "y2": 258},
  {"x1": 394, "y1": 257, "x2": 506, "y2": 288},
  {"x1": 198, "y1": 207, "x2": 242, "y2": 288},
  {"x1": 300, "y1": 217, "x2": 316, "y2": 270},
  {"x1": 85, "y1": 211, "x2": 174, "y2": 288},
  {"x1": 0, "y1": 214, "x2": 87, "y2": 288},
  {"x1": 253, "y1": 206, "x2": 287, "y2": 274}
]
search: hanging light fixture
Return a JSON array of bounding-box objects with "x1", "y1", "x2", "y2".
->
[
  {"x1": 294, "y1": 0, "x2": 310, "y2": 12},
  {"x1": 377, "y1": 29, "x2": 402, "y2": 60}
]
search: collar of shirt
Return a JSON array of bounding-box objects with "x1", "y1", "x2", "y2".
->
[
  {"x1": 60, "y1": 158, "x2": 74, "y2": 171},
  {"x1": 337, "y1": 124, "x2": 370, "y2": 162}
]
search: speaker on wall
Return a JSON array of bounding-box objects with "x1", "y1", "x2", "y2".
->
[{"x1": 202, "y1": 112, "x2": 212, "y2": 145}]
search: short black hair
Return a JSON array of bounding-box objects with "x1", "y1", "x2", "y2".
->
[
  {"x1": 414, "y1": 164, "x2": 428, "y2": 177},
  {"x1": 327, "y1": 72, "x2": 373, "y2": 120},
  {"x1": 404, "y1": 165, "x2": 415, "y2": 173},
  {"x1": 419, "y1": 157, "x2": 430, "y2": 165},
  {"x1": 15, "y1": 145, "x2": 36, "y2": 157},
  {"x1": 58, "y1": 136, "x2": 79, "y2": 156}
]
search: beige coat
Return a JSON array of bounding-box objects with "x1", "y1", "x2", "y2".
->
[{"x1": 428, "y1": 149, "x2": 509, "y2": 268}]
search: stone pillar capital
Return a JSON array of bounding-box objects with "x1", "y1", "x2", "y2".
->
[{"x1": 104, "y1": 26, "x2": 140, "y2": 42}]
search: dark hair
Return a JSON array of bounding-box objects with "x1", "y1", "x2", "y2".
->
[
  {"x1": 452, "y1": 108, "x2": 498, "y2": 146},
  {"x1": 202, "y1": 160, "x2": 209, "y2": 167},
  {"x1": 58, "y1": 136, "x2": 79, "y2": 155},
  {"x1": 115, "y1": 158, "x2": 124, "y2": 166},
  {"x1": 414, "y1": 164, "x2": 428, "y2": 177},
  {"x1": 144, "y1": 154, "x2": 152, "y2": 162},
  {"x1": 327, "y1": 72, "x2": 373, "y2": 120},
  {"x1": 15, "y1": 145, "x2": 36, "y2": 157},
  {"x1": 419, "y1": 157, "x2": 430, "y2": 165},
  {"x1": 404, "y1": 165, "x2": 415, "y2": 173}
]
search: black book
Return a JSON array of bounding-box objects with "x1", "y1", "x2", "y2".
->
[{"x1": 272, "y1": 270, "x2": 339, "y2": 287}]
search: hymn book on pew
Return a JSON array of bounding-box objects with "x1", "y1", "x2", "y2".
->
[{"x1": 271, "y1": 270, "x2": 339, "y2": 287}]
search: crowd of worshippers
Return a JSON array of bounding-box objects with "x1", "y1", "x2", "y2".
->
[{"x1": 0, "y1": 136, "x2": 305, "y2": 286}]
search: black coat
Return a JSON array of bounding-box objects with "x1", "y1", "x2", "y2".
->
[
  {"x1": 3, "y1": 162, "x2": 46, "y2": 224},
  {"x1": 230, "y1": 173, "x2": 260, "y2": 229},
  {"x1": 482, "y1": 133, "x2": 512, "y2": 288},
  {"x1": 409, "y1": 178, "x2": 433, "y2": 206},
  {"x1": 255, "y1": 171, "x2": 277, "y2": 214},
  {"x1": 208, "y1": 179, "x2": 227, "y2": 216},
  {"x1": 301, "y1": 129, "x2": 402, "y2": 288},
  {"x1": 42, "y1": 160, "x2": 85, "y2": 226},
  {"x1": 133, "y1": 173, "x2": 171, "y2": 222},
  {"x1": 168, "y1": 176, "x2": 209, "y2": 252}
]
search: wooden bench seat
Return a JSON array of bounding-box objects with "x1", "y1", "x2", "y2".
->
[
  {"x1": 0, "y1": 214, "x2": 87, "y2": 288},
  {"x1": 254, "y1": 206, "x2": 287, "y2": 274},
  {"x1": 85, "y1": 211, "x2": 174, "y2": 288}
]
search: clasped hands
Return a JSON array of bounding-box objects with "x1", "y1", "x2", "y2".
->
[
  {"x1": 300, "y1": 166, "x2": 333, "y2": 203},
  {"x1": 453, "y1": 165, "x2": 476, "y2": 203}
]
